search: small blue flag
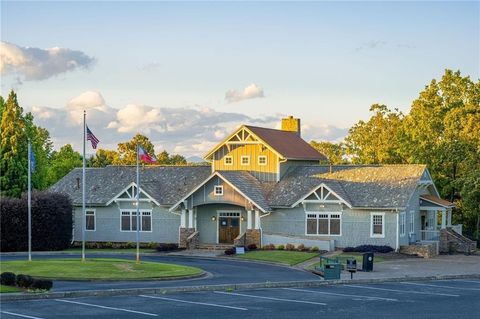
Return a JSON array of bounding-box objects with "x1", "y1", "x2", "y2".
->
[{"x1": 30, "y1": 145, "x2": 36, "y2": 172}]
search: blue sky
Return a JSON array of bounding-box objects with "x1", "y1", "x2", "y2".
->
[{"x1": 1, "y1": 1, "x2": 478, "y2": 157}]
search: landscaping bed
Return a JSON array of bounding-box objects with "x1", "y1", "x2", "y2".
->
[
  {"x1": 0, "y1": 258, "x2": 203, "y2": 280},
  {"x1": 236, "y1": 250, "x2": 319, "y2": 266}
]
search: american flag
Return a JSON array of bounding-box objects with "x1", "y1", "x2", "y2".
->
[{"x1": 86, "y1": 125, "x2": 100, "y2": 149}]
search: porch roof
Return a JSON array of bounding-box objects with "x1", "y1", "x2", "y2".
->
[{"x1": 420, "y1": 195, "x2": 455, "y2": 208}]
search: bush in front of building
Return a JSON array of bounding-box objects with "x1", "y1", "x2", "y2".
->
[
  {"x1": 16, "y1": 274, "x2": 34, "y2": 288},
  {"x1": 343, "y1": 245, "x2": 394, "y2": 253},
  {"x1": 0, "y1": 192, "x2": 73, "y2": 252},
  {"x1": 30, "y1": 278, "x2": 53, "y2": 291},
  {"x1": 276, "y1": 244, "x2": 285, "y2": 250},
  {"x1": 0, "y1": 272, "x2": 16, "y2": 286},
  {"x1": 247, "y1": 244, "x2": 257, "y2": 251},
  {"x1": 156, "y1": 243, "x2": 180, "y2": 252},
  {"x1": 310, "y1": 246, "x2": 319, "y2": 252},
  {"x1": 263, "y1": 243, "x2": 275, "y2": 250},
  {"x1": 224, "y1": 248, "x2": 235, "y2": 255},
  {"x1": 285, "y1": 243, "x2": 295, "y2": 251}
]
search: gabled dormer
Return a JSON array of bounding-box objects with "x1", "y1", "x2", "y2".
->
[{"x1": 204, "y1": 117, "x2": 327, "y2": 182}]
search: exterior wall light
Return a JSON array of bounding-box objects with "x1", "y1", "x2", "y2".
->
[
  {"x1": 241, "y1": 216, "x2": 245, "y2": 222},
  {"x1": 211, "y1": 216, "x2": 216, "y2": 221}
]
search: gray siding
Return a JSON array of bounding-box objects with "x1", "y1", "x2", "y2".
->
[
  {"x1": 196, "y1": 204, "x2": 247, "y2": 244},
  {"x1": 262, "y1": 204, "x2": 397, "y2": 249},
  {"x1": 74, "y1": 202, "x2": 179, "y2": 243},
  {"x1": 190, "y1": 177, "x2": 248, "y2": 208}
]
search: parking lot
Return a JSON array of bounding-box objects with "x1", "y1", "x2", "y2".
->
[{"x1": 2, "y1": 279, "x2": 480, "y2": 319}]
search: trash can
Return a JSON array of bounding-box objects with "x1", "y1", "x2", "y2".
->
[
  {"x1": 362, "y1": 252, "x2": 374, "y2": 272},
  {"x1": 323, "y1": 262, "x2": 341, "y2": 280}
]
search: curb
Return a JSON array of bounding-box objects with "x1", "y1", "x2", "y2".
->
[{"x1": 2, "y1": 273, "x2": 480, "y2": 302}]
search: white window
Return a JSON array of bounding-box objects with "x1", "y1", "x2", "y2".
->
[
  {"x1": 224, "y1": 156, "x2": 233, "y2": 166},
  {"x1": 409, "y1": 211, "x2": 415, "y2": 234},
  {"x1": 241, "y1": 156, "x2": 250, "y2": 166},
  {"x1": 258, "y1": 156, "x2": 267, "y2": 166},
  {"x1": 121, "y1": 210, "x2": 152, "y2": 232},
  {"x1": 371, "y1": 213, "x2": 385, "y2": 238},
  {"x1": 214, "y1": 185, "x2": 223, "y2": 196},
  {"x1": 306, "y1": 212, "x2": 341, "y2": 236},
  {"x1": 85, "y1": 210, "x2": 95, "y2": 231},
  {"x1": 400, "y1": 212, "x2": 406, "y2": 237}
]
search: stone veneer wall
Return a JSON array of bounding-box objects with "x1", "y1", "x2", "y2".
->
[
  {"x1": 400, "y1": 243, "x2": 438, "y2": 258},
  {"x1": 179, "y1": 228, "x2": 196, "y2": 249},
  {"x1": 439, "y1": 228, "x2": 476, "y2": 254},
  {"x1": 233, "y1": 229, "x2": 261, "y2": 248}
]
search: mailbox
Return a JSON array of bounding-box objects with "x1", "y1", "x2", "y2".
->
[{"x1": 346, "y1": 259, "x2": 357, "y2": 272}]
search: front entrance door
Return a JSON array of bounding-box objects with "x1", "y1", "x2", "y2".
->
[{"x1": 218, "y1": 214, "x2": 240, "y2": 244}]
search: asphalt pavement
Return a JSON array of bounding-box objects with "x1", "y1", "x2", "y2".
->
[
  {"x1": 2, "y1": 279, "x2": 479, "y2": 319},
  {"x1": 0, "y1": 253, "x2": 319, "y2": 292}
]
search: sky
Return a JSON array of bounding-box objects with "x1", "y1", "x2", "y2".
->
[{"x1": 1, "y1": 1, "x2": 479, "y2": 158}]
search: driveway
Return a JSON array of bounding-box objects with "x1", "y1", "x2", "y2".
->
[{"x1": 0, "y1": 253, "x2": 319, "y2": 292}]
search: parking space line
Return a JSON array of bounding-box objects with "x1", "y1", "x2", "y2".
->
[
  {"x1": 214, "y1": 291, "x2": 327, "y2": 306},
  {"x1": 138, "y1": 295, "x2": 248, "y2": 311},
  {"x1": 342, "y1": 285, "x2": 459, "y2": 297},
  {"x1": 282, "y1": 287, "x2": 398, "y2": 302},
  {"x1": 451, "y1": 280, "x2": 480, "y2": 284},
  {"x1": 54, "y1": 299, "x2": 158, "y2": 316},
  {"x1": 0, "y1": 311, "x2": 44, "y2": 319},
  {"x1": 400, "y1": 282, "x2": 480, "y2": 291}
]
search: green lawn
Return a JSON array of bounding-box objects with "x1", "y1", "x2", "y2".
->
[
  {"x1": 64, "y1": 248, "x2": 157, "y2": 254},
  {"x1": 236, "y1": 250, "x2": 319, "y2": 266},
  {"x1": 0, "y1": 258, "x2": 202, "y2": 280},
  {"x1": 0, "y1": 285, "x2": 22, "y2": 293}
]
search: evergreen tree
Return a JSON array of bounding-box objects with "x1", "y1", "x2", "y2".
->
[{"x1": 0, "y1": 91, "x2": 28, "y2": 197}]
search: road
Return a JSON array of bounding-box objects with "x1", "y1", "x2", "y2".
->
[{"x1": 2, "y1": 279, "x2": 479, "y2": 318}]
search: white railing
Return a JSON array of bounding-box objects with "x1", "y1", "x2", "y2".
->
[
  {"x1": 451, "y1": 224, "x2": 463, "y2": 235},
  {"x1": 420, "y1": 230, "x2": 440, "y2": 241}
]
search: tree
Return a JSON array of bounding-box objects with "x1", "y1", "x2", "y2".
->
[
  {"x1": 310, "y1": 141, "x2": 346, "y2": 164},
  {"x1": 400, "y1": 69, "x2": 480, "y2": 202},
  {"x1": 0, "y1": 91, "x2": 28, "y2": 197},
  {"x1": 47, "y1": 144, "x2": 82, "y2": 185},
  {"x1": 156, "y1": 150, "x2": 170, "y2": 164},
  {"x1": 169, "y1": 154, "x2": 187, "y2": 165},
  {"x1": 115, "y1": 134, "x2": 155, "y2": 165},
  {"x1": 459, "y1": 171, "x2": 480, "y2": 241},
  {"x1": 88, "y1": 149, "x2": 119, "y2": 167},
  {"x1": 344, "y1": 104, "x2": 404, "y2": 164}
]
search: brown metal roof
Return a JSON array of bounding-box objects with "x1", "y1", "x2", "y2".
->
[
  {"x1": 420, "y1": 195, "x2": 455, "y2": 207},
  {"x1": 245, "y1": 125, "x2": 327, "y2": 161}
]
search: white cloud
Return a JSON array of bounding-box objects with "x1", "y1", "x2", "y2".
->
[
  {"x1": 0, "y1": 41, "x2": 95, "y2": 81},
  {"x1": 29, "y1": 92, "x2": 347, "y2": 157},
  {"x1": 225, "y1": 83, "x2": 264, "y2": 103},
  {"x1": 355, "y1": 40, "x2": 387, "y2": 52}
]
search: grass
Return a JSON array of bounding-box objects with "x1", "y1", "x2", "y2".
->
[
  {"x1": 236, "y1": 250, "x2": 319, "y2": 266},
  {"x1": 0, "y1": 258, "x2": 203, "y2": 280},
  {"x1": 0, "y1": 285, "x2": 22, "y2": 293},
  {"x1": 64, "y1": 248, "x2": 157, "y2": 253}
]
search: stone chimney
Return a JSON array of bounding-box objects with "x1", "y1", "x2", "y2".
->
[{"x1": 281, "y1": 116, "x2": 301, "y2": 137}]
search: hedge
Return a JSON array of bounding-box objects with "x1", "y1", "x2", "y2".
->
[
  {"x1": 343, "y1": 245, "x2": 394, "y2": 253},
  {"x1": 0, "y1": 191, "x2": 73, "y2": 252}
]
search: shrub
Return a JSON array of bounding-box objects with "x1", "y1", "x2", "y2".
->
[
  {"x1": 296, "y1": 244, "x2": 305, "y2": 251},
  {"x1": 285, "y1": 243, "x2": 295, "y2": 251},
  {"x1": 224, "y1": 248, "x2": 235, "y2": 255},
  {"x1": 30, "y1": 279, "x2": 53, "y2": 291},
  {"x1": 263, "y1": 243, "x2": 275, "y2": 250},
  {"x1": 16, "y1": 274, "x2": 34, "y2": 288},
  {"x1": 0, "y1": 272, "x2": 16, "y2": 286},
  {"x1": 310, "y1": 246, "x2": 319, "y2": 252},
  {"x1": 277, "y1": 245, "x2": 285, "y2": 250},
  {"x1": 247, "y1": 244, "x2": 257, "y2": 251},
  {"x1": 342, "y1": 245, "x2": 394, "y2": 253},
  {"x1": 156, "y1": 243, "x2": 179, "y2": 252},
  {"x1": 0, "y1": 192, "x2": 73, "y2": 252}
]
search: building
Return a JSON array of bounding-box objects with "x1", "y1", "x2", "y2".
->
[{"x1": 50, "y1": 117, "x2": 464, "y2": 252}]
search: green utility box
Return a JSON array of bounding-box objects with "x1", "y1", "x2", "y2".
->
[
  {"x1": 323, "y1": 262, "x2": 341, "y2": 280},
  {"x1": 315, "y1": 256, "x2": 341, "y2": 280}
]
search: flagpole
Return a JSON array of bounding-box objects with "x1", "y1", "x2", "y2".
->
[
  {"x1": 28, "y1": 139, "x2": 32, "y2": 262},
  {"x1": 136, "y1": 142, "x2": 140, "y2": 263},
  {"x1": 82, "y1": 110, "x2": 86, "y2": 262}
]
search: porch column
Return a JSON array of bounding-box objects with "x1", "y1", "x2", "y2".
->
[
  {"x1": 194, "y1": 208, "x2": 197, "y2": 229},
  {"x1": 447, "y1": 208, "x2": 452, "y2": 227},
  {"x1": 254, "y1": 210, "x2": 260, "y2": 229},
  {"x1": 188, "y1": 209, "x2": 194, "y2": 229},
  {"x1": 441, "y1": 208, "x2": 446, "y2": 229},
  {"x1": 180, "y1": 209, "x2": 186, "y2": 228},
  {"x1": 247, "y1": 210, "x2": 253, "y2": 229}
]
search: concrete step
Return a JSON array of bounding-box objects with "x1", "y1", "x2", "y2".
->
[{"x1": 197, "y1": 244, "x2": 234, "y2": 250}]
